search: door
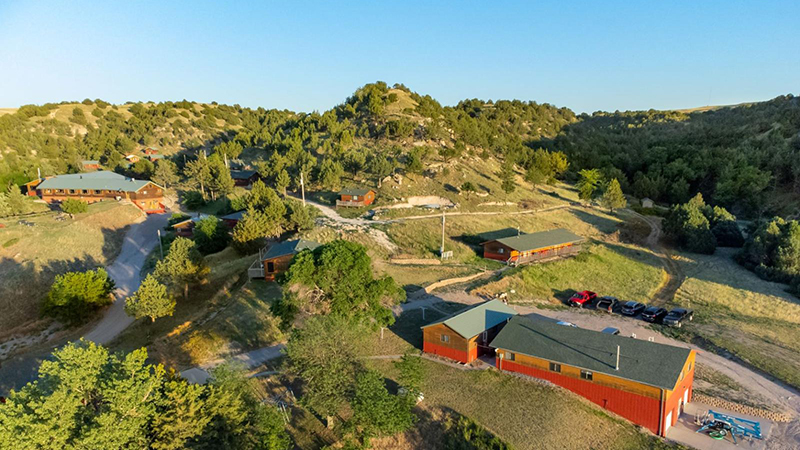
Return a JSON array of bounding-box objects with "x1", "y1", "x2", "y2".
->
[
  {"x1": 683, "y1": 390, "x2": 688, "y2": 406},
  {"x1": 664, "y1": 411, "x2": 672, "y2": 434},
  {"x1": 267, "y1": 261, "x2": 275, "y2": 273}
]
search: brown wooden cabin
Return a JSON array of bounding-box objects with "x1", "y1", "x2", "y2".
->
[
  {"x1": 336, "y1": 188, "x2": 375, "y2": 207},
  {"x1": 230, "y1": 169, "x2": 260, "y2": 187},
  {"x1": 31, "y1": 171, "x2": 165, "y2": 213},
  {"x1": 248, "y1": 239, "x2": 321, "y2": 281},
  {"x1": 125, "y1": 154, "x2": 141, "y2": 163},
  {"x1": 421, "y1": 299, "x2": 518, "y2": 364},
  {"x1": 81, "y1": 160, "x2": 101, "y2": 171},
  {"x1": 143, "y1": 147, "x2": 160, "y2": 155},
  {"x1": 171, "y1": 213, "x2": 212, "y2": 237},
  {"x1": 220, "y1": 210, "x2": 245, "y2": 228},
  {"x1": 481, "y1": 228, "x2": 584, "y2": 266},
  {"x1": 148, "y1": 154, "x2": 165, "y2": 162},
  {"x1": 492, "y1": 316, "x2": 695, "y2": 436}
]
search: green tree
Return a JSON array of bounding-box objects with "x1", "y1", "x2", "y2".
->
[
  {"x1": 576, "y1": 168, "x2": 602, "y2": 201},
  {"x1": 232, "y1": 207, "x2": 282, "y2": 253},
  {"x1": 193, "y1": 216, "x2": 230, "y2": 254},
  {"x1": 500, "y1": 163, "x2": 516, "y2": 193},
  {"x1": 213, "y1": 141, "x2": 244, "y2": 161},
  {"x1": 460, "y1": 181, "x2": 476, "y2": 197},
  {"x1": 275, "y1": 169, "x2": 290, "y2": 195},
  {"x1": 600, "y1": 178, "x2": 626, "y2": 213},
  {"x1": 42, "y1": 268, "x2": 115, "y2": 325},
  {"x1": 153, "y1": 159, "x2": 179, "y2": 188},
  {"x1": 318, "y1": 158, "x2": 345, "y2": 191},
  {"x1": 284, "y1": 315, "x2": 365, "y2": 429},
  {"x1": 61, "y1": 198, "x2": 89, "y2": 215},
  {"x1": 394, "y1": 351, "x2": 424, "y2": 398},
  {"x1": 185, "y1": 158, "x2": 212, "y2": 199},
  {"x1": 287, "y1": 202, "x2": 315, "y2": 231},
  {"x1": 438, "y1": 145, "x2": 460, "y2": 162},
  {"x1": 351, "y1": 369, "x2": 415, "y2": 441},
  {"x1": 664, "y1": 193, "x2": 717, "y2": 254},
  {"x1": 405, "y1": 152, "x2": 423, "y2": 175},
  {"x1": 70, "y1": 107, "x2": 87, "y2": 126},
  {"x1": 207, "y1": 157, "x2": 234, "y2": 200},
  {"x1": 4, "y1": 184, "x2": 31, "y2": 215},
  {"x1": 132, "y1": 159, "x2": 155, "y2": 179},
  {"x1": 154, "y1": 237, "x2": 208, "y2": 300},
  {"x1": 125, "y1": 274, "x2": 175, "y2": 322}
]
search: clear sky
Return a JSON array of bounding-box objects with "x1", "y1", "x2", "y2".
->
[{"x1": 1, "y1": 1, "x2": 797, "y2": 113}]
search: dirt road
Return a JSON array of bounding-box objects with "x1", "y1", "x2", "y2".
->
[{"x1": 630, "y1": 211, "x2": 685, "y2": 306}]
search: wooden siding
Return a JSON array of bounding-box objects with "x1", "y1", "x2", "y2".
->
[
  {"x1": 262, "y1": 253, "x2": 294, "y2": 281},
  {"x1": 494, "y1": 348, "x2": 693, "y2": 436},
  {"x1": 337, "y1": 190, "x2": 376, "y2": 207},
  {"x1": 39, "y1": 182, "x2": 164, "y2": 213},
  {"x1": 482, "y1": 241, "x2": 581, "y2": 264},
  {"x1": 422, "y1": 323, "x2": 475, "y2": 363},
  {"x1": 660, "y1": 351, "x2": 696, "y2": 435}
]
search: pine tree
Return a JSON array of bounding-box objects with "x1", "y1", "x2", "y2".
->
[
  {"x1": 275, "y1": 169, "x2": 290, "y2": 196},
  {"x1": 500, "y1": 163, "x2": 516, "y2": 193},
  {"x1": 125, "y1": 274, "x2": 176, "y2": 322},
  {"x1": 577, "y1": 169, "x2": 602, "y2": 201},
  {"x1": 601, "y1": 178, "x2": 626, "y2": 213},
  {"x1": 154, "y1": 237, "x2": 208, "y2": 300},
  {"x1": 153, "y1": 159, "x2": 179, "y2": 188}
]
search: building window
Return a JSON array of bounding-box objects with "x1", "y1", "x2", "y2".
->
[
  {"x1": 353, "y1": 195, "x2": 359, "y2": 200},
  {"x1": 69, "y1": 189, "x2": 76, "y2": 194},
  {"x1": 549, "y1": 362, "x2": 561, "y2": 373},
  {"x1": 267, "y1": 262, "x2": 275, "y2": 273},
  {"x1": 580, "y1": 370, "x2": 593, "y2": 380},
  {"x1": 82, "y1": 190, "x2": 88, "y2": 194},
  {"x1": 506, "y1": 352, "x2": 515, "y2": 361},
  {"x1": 143, "y1": 190, "x2": 147, "y2": 195},
  {"x1": 94, "y1": 190, "x2": 101, "y2": 194},
  {"x1": 440, "y1": 334, "x2": 450, "y2": 343},
  {"x1": 45, "y1": 189, "x2": 51, "y2": 194},
  {"x1": 498, "y1": 248, "x2": 504, "y2": 254}
]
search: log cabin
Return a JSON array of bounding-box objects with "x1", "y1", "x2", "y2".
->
[
  {"x1": 248, "y1": 239, "x2": 321, "y2": 281},
  {"x1": 491, "y1": 316, "x2": 695, "y2": 436},
  {"x1": 230, "y1": 169, "x2": 260, "y2": 187},
  {"x1": 421, "y1": 299, "x2": 518, "y2": 364},
  {"x1": 29, "y1": 171, "x2": 165, "y2": 213},
  {"x1": 480, "y1": 228, "x2": 584, "y2": 265},
  {"x1": 336, "y1": 188, "x2": 376, "y2": 207}
]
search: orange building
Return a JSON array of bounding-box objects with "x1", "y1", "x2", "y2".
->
[
  {"x1": 421, "y1": 299, "x2": 518, "y2": 364},
  {"x1": 336, "y1": 188, "x2": 376, "y2": 207},
  {"x1": 481, "y1": 228, "x2": 584, "y2": 265},
  {"x1": 491, "y1": 316, "x2": 695, "y2": 436}
]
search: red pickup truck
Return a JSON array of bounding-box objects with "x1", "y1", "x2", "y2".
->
[{"x1": 568, "y1": 290, "x2": 597, "y2": 308}]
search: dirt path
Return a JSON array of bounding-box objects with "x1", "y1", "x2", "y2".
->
[{"x1": 630, "y1": 211, "x2": 685, "y2": 306}]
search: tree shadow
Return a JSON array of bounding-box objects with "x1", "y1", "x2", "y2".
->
[{"x1": 568, "y1": 208, "x2": 620, "y2": 234}]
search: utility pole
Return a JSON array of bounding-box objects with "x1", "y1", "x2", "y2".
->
[
  {"x1": 300, "y1": 172, "x2": 306, "y2": 206},
  {"x1": 157, "y1": 229, "x2": 164, "y2": 259}
]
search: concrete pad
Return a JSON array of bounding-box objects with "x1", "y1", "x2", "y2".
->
[
  {"x1": 667, "y1": 402, "x2": 771, "y2": 450},
  {"x1": 180, "y1": 368, "x2": 211, "y2": 385}
]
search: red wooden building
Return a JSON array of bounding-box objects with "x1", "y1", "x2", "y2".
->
[
  {"x1": 491, "y1": 316, "x2": 695, "y2": 436},
  {"x1": 28, "y1": 171, "x2": 165, "y2": 214},
  {"x1": 336, "y1": 188, "x2": 376, "y2": 207},
  {"x1": 421, "y1": 299, "x2": 517, "y2": 364},
  {"x1": 230, "y1": 169, "x2": 261, "y2": 187},
  {"x1": 481, "y1": 228, "x2": 584, "y2": 265},
  {"x1": 81, "y1": 160, "x2": 101, "y2": 171}
]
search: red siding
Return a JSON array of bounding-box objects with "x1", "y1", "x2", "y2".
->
[
  {"x1": 423, "y1": 341, "x2": 471, "y2": 364},
  {"x1": 498, "y1": 359, "x2": 662, "y2": 435}
]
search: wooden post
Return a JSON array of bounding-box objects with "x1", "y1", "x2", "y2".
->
[
  {"x1": 380, "y1": 327, "x2": 384, "y2": 340},
  {"x1": 300, "y1": 172, "x2": 305, "y2": 206}
]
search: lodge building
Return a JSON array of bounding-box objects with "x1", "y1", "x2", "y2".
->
[{"x1": 26, "y1": 171, "x2": 165, "y2": 213}]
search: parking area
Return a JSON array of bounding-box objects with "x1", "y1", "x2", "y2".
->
[{"x1": 667, "y1": 402, "x2": 772, "y2": 450}]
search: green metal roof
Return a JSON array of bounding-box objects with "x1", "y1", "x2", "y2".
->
[
  {"x1": 263, "y1": 239, "x2": 321, "y2": 260},
  {"x1": 422, "y1": 299, "x2": 518, "y2": 339},
  {"x1": 477, "y1": 228, "x2": 527, "y2": 242},
  {"x1": 491, "y1": 228, "x2": 584, "y2": 252},
  {"x1": 490, "y1": 316, "x2": 692, "y2": 390},
  {"x1": 37, "y1": 171, "x2": 160, "y2": 193},
  {"x1": 339, "y1": 187, "x2": 373, "y2": 196},
  {"x1": 220, "y1": 210, "x2": 245, "y2": 221},
  {"x1": 230, "y1": 169, "x2": 258, "y2": 179},
  {"x1": 81, "y1": 160, "x2": 100, "y2": 165}
]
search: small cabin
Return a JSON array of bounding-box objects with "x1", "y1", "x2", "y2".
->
[
  {"x1": 337, "y1": 188, "x2": 376, "y2": 207},
  {"x1": 481, "y1": 228, "x2": 584, "y2": 266},
  {"x1": 171, "y1": 213, "x2": 211, "y2": 237},
  {"x1": 230, "y1": 170, "x2": 260, "y2": 187},
  {"x1": 125, "y1": 154, "x2": 140, "y2": 163},
  {"x1": 220, "y1": 210, "x2": 245, "y2": 228},
  {"x1": 82, "y1": 160, "x2": 101, "y2": 171},
  {"x1": 421, "y1": 299, "x2": 518, "y2": 364},
  {"x1": 147, "y1": 154, "x2": 164, "y2": 162},
  {"x1": 248, "y1": 239, "x2": 321, "y2": 281},
  {"x1": 143, "y1": 147, "x2": 159, "y2": 155},
  {"x1": 641, "y1": 198, "x2": 654, "y2": 208}
]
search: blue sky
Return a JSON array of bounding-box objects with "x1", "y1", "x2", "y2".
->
[{"x1": 0, "y1": 1, "x2": 797, "y2": 113}]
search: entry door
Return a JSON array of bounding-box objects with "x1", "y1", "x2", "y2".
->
[
  {"x1": 683, "y1": 390, "x2": 688, "y2": 406},
  {"x1": 664, "y1": 411, "x2": 672, "y2": 434},
  {"x1": 267, "y1": 262, "x2": 275, "y2": 273}
]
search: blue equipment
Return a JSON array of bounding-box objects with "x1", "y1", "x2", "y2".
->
[{"x1": 695, "y1": 409, "x2": 762, "y2": 444}]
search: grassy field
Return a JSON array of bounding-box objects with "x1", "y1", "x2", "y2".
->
[
  {"x1": 0, "y1": 202, "x2": 142, "y2": 335},
  {"x1": 111, "y1": 247, "x2": 272, "y2": 368},
  {"x1": 476, "y1": 241, "x2": 666, "y2": 306},
  {"x1": 384, "y1": 206, "x2": 622, "y2": 263},
  {"x1": 671, "y1": 248, "x2": 800, "y2": 390}
]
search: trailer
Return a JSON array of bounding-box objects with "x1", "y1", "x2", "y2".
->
[{"x1": 695, "y1": 409, "x2": 762, "y2": 444}]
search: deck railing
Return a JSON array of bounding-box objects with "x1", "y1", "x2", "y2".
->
[{"x1": 336, "y1": 200, "x2": 366, "y2": 207}]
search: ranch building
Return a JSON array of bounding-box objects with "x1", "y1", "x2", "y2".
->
[
  {"x1": 336, "y1": 188, "x2": 376, "y2": 207},
  {"x1": 480, "y1": 228, "x2": 584, "y2": 265}
]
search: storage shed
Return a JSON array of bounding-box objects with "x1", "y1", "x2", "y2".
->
[
  {"x1": 491, "y1": 316, "x2": 695, "y2": 436},
  {"x1": 336, "y1": 188, "x2": 376, "y2": 207},
  {"x1": 421, "y1": 299, "x2": 518, "y2": 364},
  {"x1": 481, "y1": 228, "x2": 584, "y2": 265}
]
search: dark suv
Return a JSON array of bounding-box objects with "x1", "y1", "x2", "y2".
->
[
  {"x1": 663, "y1": 308, "x2": 694, "y2": 327},
  {"x1": 596, "y1": 296, "x2": 619, "y2": 313},
  {"x1": 620, "y1": 301, "x2": 645, "y2": 316},
  {"x1": 641, "y1": 306, "x2": 668, "y2": 323}
]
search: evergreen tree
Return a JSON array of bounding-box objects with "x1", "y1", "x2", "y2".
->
[
  {"x1": 125, "y1": 274, "x2": 175, "y2": 322},
  {"x1": 601, "y1": 178, "x2": 626, "y2": 213},
  {"x1": 275, "y1": 169, "x2": 290, "y2": 195},
  {"x1": 500, "y1": 163, "x2": 516, "y2": 193},
  {"x1": 351, "y1": 369, "x2": 415, "y2": 441},
  {"x1": 42, "y1": 268, "x2": 115, "y2": 325},
  {"x1": 153, "y1": 159, "x2": 179, "y2": 188},
  {"x1": 576, "y1": 168, "x2": 602, "y2": 201},
  {"x1": 154, "y1": 237, "x2": 208, "y2": 300}
]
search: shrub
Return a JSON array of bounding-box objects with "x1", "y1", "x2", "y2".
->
[
  {"x1": 42, "y1": 268, "x2": 115, "y2": 325},
  {"x1": 61, "y1": 198, "x2": 89, "y2": 215}
]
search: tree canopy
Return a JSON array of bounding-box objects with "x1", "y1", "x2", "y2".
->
[{"x1": 42, "y1": 268, "x2": 115, "y2": 325}]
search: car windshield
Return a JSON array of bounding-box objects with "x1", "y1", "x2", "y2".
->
[
  {"x1": 624, "y1": 301, "x2": 637, "y2": 307},
  {"x1": 644, "y1": 307, "x2": 658, "y2": 313}
]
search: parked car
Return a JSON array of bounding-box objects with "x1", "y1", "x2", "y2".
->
[
  {"x1": 596, "y1": 296, "x2": 619, "y2": 313},
  {"x1": 641, "y1": 306, "x2": 668, "y2": 323},
  {"x1": 663, "y1": 308, "x2": 694, "y2": 327},
  {"x1": 601, "y1": 327, "x2": 620, "y2": 335},
  {"x1": 568, "y1": 290, "x2": 597, "y2": 308},
  {"x1": 556, "y1": 321, "x2": 578, "y2": 327},
  {"x1": 620, "y1": 301, "x2": 646, "y2": 316}
]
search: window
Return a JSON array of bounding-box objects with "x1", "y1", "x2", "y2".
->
[
  {"x1": 267, "y1": 262, "x2": 275, "y2": 273},
  {"x1": 440, "y1": 334, "x2": 450, "y2": 343},
  {"x1": 549, "y1": 362, "x2": 561, "y2": 373},
  {"x1": 45, "y1": 189, "x2": 51, "y2": 194},
  {"x1": 94, "y1": 190, "x2": 101, "y2": 194},
  {"x1": 353, "y1": 195, "x2": 359, "y2": 200},
  {"x1": 580, "y1": 370, "x2": 593, "y2": 381},
  {"x1": 506, "y1": 352, "x2": 515, "y2": 361},
  {"x1": 143, "y1": 190, "x2": 147, "y2": 194},
  {"x1": 69, "y1": 189, "x2": 76, "y2": 194},
  {"x1": 498, "y1": 248, "x2": 505, "y2": 254},
  {"x1": 82, "y1": 190, "x2": 88, "y2": 194},
  {"x1": 688, "y1": 362, "x2": 692, "y2": 372}
]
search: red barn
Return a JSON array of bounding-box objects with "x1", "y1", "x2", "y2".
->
[
  {"x1": 491, "y1": 316, "x2": 696, "y2": 436},
  {"x1": 421, "y1": 299, "x2": 518, "y2": 364},
  {"x1": 481, "y1": 228, "x2": 584, "y2": 265},
  {"x1": 336, "y1": 188, "x2": 376, "y2": 207}
]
